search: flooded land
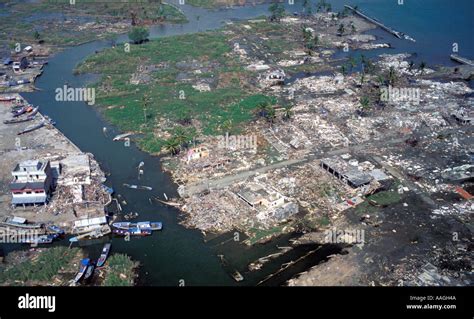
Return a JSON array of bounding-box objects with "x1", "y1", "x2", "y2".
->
[{"x1": 0, "y1": 0, "x2": 472, "y2": 287}]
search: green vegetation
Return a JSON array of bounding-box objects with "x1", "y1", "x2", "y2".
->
[
  {"x1": 76, "y1": 31, "x2": 275, "y2": 154},
  {"x1": 102, "y1": 254, "x2": 137, "y2": 286},
  {"x1": 268, "y1": 3, "x2": 285, "y2": 22},
  {"x1": 128, "y1": 26, "x2": 150, "y2": 44},
  {"x1": 0, "y1": 247, "x2": 80, "y2": 285},
  {"x1": 246, "y1": 225, "x2": 285, "y2": 245},
  {"x1": 0, "y1": 0, "x2": 186, "y2": 48}
]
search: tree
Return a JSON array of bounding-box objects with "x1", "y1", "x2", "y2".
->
[
  {"x1": 172, "y1": 126, "x2": 189, "y2": 147},
  {"x1": 359, "y1": 96, "x2": 370, "y2": 110},
  {"x1": 128, "y1": 26, "x2": 149, "y2": 44},
  {"x1": 340, "y1": 64, "x2": 347, "y2": 76},
  {"x1": 282, "y1": 104, "x2": 293, "y2": 121},
  {"x1": 269, "y1": 3, "x2": 285, "y2": 22},
  {"x1": 388, "y1": 66, "x2": 397, "y2": 85},
  {"x1": 142, "y1": 94, "x2": 150, "y2": 125},
  {"x1": 419, "y1": 61, "x2": 426, "y2": 75},
  {"x1": 33, "y1": 30, "x2": 41, "y2": 40},
  {"x1": 164, "y1": 138, "x2": 180, "y2": 155}
]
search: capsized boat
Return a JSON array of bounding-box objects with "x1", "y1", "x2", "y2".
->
[
  {"x1": 74, "y1": 258, "x2": 90, "y2": 283},
  {"x1": 113, "y1": 227, "x2": 152, "y2": 236},
  {"x1": 112, "y1": 221, "x2": 162, "y2": 231},
  {"x1": 97, "y1": 243, "x2": 111, "y2": 267}
]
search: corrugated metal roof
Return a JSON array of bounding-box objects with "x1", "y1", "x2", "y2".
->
[{"x1": 12, "y1": 195, "x2": 47, "y2": 204}]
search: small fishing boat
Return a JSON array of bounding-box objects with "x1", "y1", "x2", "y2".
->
[
  {"x1": 74, "y1": 258, "x2": 90, "y2": 283},
  {"x1": 123, "y1": 183, "x2": 153, "y2": 191},
  {"x1": 83, "y1": 262, "x2": 96, "y2": 281},
  {"x1": 27, "y1": 106, "x2": 39, "y2": 118},
  {"x1": 113, "y1": 132, "x2": 132, "y2": 141},
  {"x1": 96, "y1": 243, "x2": 111, "y2": 267},
  {"x1": 1, "y1": 216, "x2": 43, "y2": 229},
  {"x1": 47, "y1": 225, "x2": 65, "y2": 235},
  {"x1": 17, "y1": 122, "x2": 45, "y2": 135},
  {"x1": 12, "y1": 106, "x2": 28, "y2": 117},
  {"x1": 0, "y1": 95, "x2": 17, "y2": 101},
  {"x1": 3, "y1": 117, "x2": 34, "y2": 124},
  {"x1": 112, "y1": 221, "x2": 162, "y2": 231},
  {"x1": 21, "y1": 234, "x2": 56, "y2": 245},
  {"x1": 113, "y1": 227, "x2": 152, "y2": 236},
  {"x1": 101, "y1": 184, "x2": 114, "y2": 195}
]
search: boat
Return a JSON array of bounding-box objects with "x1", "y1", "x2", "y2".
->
[
  {"x1": 17, "y1": 122, "x2": 45, "y2": 135},
  {"x1": 83, "y1": 262, "x2": 96, "y2": 281},
  {"x1": 21, "y1": 234, "x2": 56, "y2": 245},
  {"x1": 3, "y1": 117, "x2": 34, "y2": 124},
  {"x1": 0, "y1": 95, "x2": 17, "y2": 101},
  {"x1": 47, "y1": 225, "x2": 65, "y2": 235},
  {"x1": 113, "y1": 132, "x2": 132, "y2": 141},
  {"x1": 73, "y1": 258, "x2": 90, "y2": 283},
  {"x1": 26, "y1": 106, "x2": 39, "y2": 118},
  {"x1": 113, "y1": 227, "x2": 152, "y2": 236},
  {"x1": 101, "y1": 184, "x2": 114, "y2": 195},
  {"x1": 44, "y1": 115, "x2": 56, "y2": 125},
  {"x1": 112, "y1": 221, "x2": 162, "y2": 231},
  {"x1": 12, "y1": 105, "x2": 28, "y2": 117},
  {"x1": 1, "y1": 216, "x2": 43, "y2": 229},
  {"x1": 123, "y1": 183, "x2": 153, "y2": 191},
  {"x1": 69, "y1": 225, "x2": 111, "y2": 242},
  {"x1": 96, "y1": 243, "x2": 111, "y2": 267}
]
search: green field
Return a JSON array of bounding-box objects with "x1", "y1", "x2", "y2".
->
[
  {"x1": 76, "y1": 30, "x2": 275, "y2": 153},
  {"x1": 102, "y1": 254, "x2": 138, "y2": 286},
  {"x1": 0, "y1": 0, "x2": 187, "y2": 48}
]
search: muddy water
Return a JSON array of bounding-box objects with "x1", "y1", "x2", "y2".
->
[{"x1": 3, "y1": 1, "x2": 472, "y2": 285}]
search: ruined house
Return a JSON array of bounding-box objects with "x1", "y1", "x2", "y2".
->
[{"x1": 320, "y1": 157, "x2": 373, "y2": 188}]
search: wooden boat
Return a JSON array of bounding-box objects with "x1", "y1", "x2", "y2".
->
[
  {"x1": 0, "y1": 95, "x2": 16, "y2": 101},
  {"x1": 83, "y1": 262, "x2": 95, "y2": 281},
  {"x1": 96, "y1": 243, "x2": 111, "y2": 267},
  {"x1": 113, "y1": 227, "x2": 152, "y2": 236},
  {"x1": 12, "y1": 106, "x2": 28, "y2": 117},
  {"x1": 74, "y1": 258, "x2": 90, "y2": 283},
  {"x1": 69, "y1": 225, "x2": 111, "y2": 242},
  {"x1": 112, "y1": 221, "x2": 162, "y2": 231},
  {"x1": 21, "y1": 234, "x2": 56, "y2": 245},
  {"x1": 113, "y1": 132, "x2": 132, "y2": 141},
  {"x1": 1, "y1": 216, "x2": 42, "y2": 229},
  {"x1": 3, "y1": 117, "x2": 34, "y2": 124},
  {"x1": 17, "y1": 122, "x2": 45, "y2": 135},
  {"x1": 123, "y1": 183, "x2": 152, "y2": 191},
  {"x1": 47, "y1": 225, "x2": 65, "y2": 235}
]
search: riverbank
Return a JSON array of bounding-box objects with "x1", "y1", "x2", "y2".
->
[{"x1": 0, "y1": 93, "x2": 109, "y2": 235}]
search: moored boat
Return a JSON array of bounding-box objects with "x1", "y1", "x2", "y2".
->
[
  {"x1": 74, "y1": 258, "x2": 90, "y2": 283},
  {"x1": 112, "y1": 221, "x2": 162, "y2": 231},
  {"x1": 83, "y1": 262, "x2": 96, "y2": 281},
  {"x1": 113, "y1": 227, "x2": 152, "y2": 236},
  {"x1": 17, "y1": 122, "x2": 45, "y2": 135},
  {"x1": 97, "y1": 243, "x2": 111, "y2": 267}
]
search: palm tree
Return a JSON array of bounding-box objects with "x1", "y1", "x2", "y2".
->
[
  {"x1": 142, "y1": 94, "x2": 150, "y2": 125},
  {"x1": 164, "y1": 138, "x2": 181, "y2": 155},
  {"x1": 388, "y1": 66, "x2": 396, "y2": 85},
  {"x1": 173, "y1": 126, "x2": 188, "y2": 147},
  {"x1": 419, "y1": 61, "x2": 426, "y2": 75},
  {"x1": 282, "y1": 104, "x2": 293, "y2": 121},
  {"x1": 359, "y1": 96, "x2": 370, "y2": 110},
  {"x1": 257, "y1": 101, "x2": 270, "y2": 118},
  {"x1": 266, "y1": 106, "x2": 276, "y2": 124},
  {"x1": 348, "y1": 56, "x2": 357, "y2": 71},
  {"x1": 341, "y1": 64, "x2": 347, "y2": 76},
  {"x1": 222, "y1": 119, "x2": 233, "y2": 133}
]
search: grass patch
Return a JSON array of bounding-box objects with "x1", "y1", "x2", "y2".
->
[
  {"x1": 102, "y1": 253, "x2": 137, "y2": 286},
  {"x1": 0, "y1": 247, "x2": 80, "y2": 285},
  {"x1": 76, "y1": 31, "x2": 275, "y2": 153},
  {"x1": 246, "y1": 225, "x2": 285, "y2": 245}
]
